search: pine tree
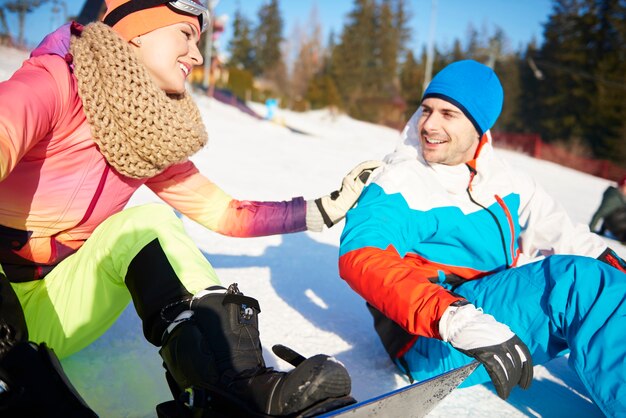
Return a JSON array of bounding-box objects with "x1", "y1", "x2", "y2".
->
[
  {"x1": 325, "y1": 0, "x2": 413, "y2": 122},
  {"x1": 539, "y1": 0, "x2": 594, "y2": 143},
  {"x1": 376, "y1": 0, "x2": 397, "y2": 94},
  {"x1": 290, "y1": 6, "x2": 323, "y2": 105},
  {"x1": 536, "y1": 0, "x2": 626, "y2": 165},
  {"x1": 586, "y1": 0, "x2": 626, "y2": 163},
  {"x1": 464, "y1": 24, "x2": 481, "y2": 61},
  {"x1": 494, "y1": 53, "x2": 522, "y2": 132},
  {"x1": 306, "y1": 75, "x2": 341, "y2": 110},
  {"x1": 227, "y1": 67, "x2": 254, "y2": 102},
  {"x1": 323, "y1": 30, "x2": 336, "y2": 76},
  {"x1": 228, "y1": 7, "x2": 256, "y2": 73},
  {"x1": 450, "y1": 40, "x2": 465, "y2": 62},
  {"x1": 331, "y1": 0, "x2": 377, "y2": 117},
  {"x1": 399, "y1": 50, "x2": 423, "y2": 119},
  {"x1": 254, "y1": 0, "x2": 287, "y2": 94},
  {"x1": 304, "y1": 30, "x2": 342, "y2": 110},
  {"x1": 516, "y1": 40, "x2": 544, "y2": 135},
  {"x1": 394, "y1": 0, "x2": 411, "y2": 59}
]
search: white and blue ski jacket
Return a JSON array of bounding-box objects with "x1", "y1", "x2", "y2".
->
[{"x1": 338, "y1": 109, "x2": 608, "y2": 356}]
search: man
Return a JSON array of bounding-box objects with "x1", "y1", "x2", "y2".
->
[
  {"x1": 590, "y1": 175, "x2": 626, "y2": 242},
  {"x1": 339, "y1": 60, "x2": 626, "y2": 417}
]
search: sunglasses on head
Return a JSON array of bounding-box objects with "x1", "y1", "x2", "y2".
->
[{"x1": 104, "y1": 0, "x2": 210, "y2": 33}]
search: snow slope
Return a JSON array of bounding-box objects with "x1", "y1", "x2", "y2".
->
[{"x1": 2, "y1": 46, "x2": 622, "y2": 417}]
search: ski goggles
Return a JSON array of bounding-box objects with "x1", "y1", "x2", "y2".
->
[
  {"x1": 103, "y1": 0, "x2": 210, "y2": 33},
  {"x1": 167, "y1": 0, "x2": 210, "y2": 32}
]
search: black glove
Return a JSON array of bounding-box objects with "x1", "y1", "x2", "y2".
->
[
  {"x1": 439, "y1": 303, "x2": 533, "y2": 399},
  {"x1": 457, "y1": 335, "x2": 532, "y2": 399},
  {"x1": 597, "y1": 247, "x2": 626, "y2": 274}
]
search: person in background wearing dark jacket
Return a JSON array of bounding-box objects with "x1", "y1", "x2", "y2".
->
[
  {"x1": 339, "y1": 60, "x2": 626, "y2": 417},
  {"x1": 589, "y1": 175, "x2": 626, "y2": 242}
]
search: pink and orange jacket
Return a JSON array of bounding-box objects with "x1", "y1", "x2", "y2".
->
[{"x1": 0, "y1": 24, "x2": 306, "y2": 281}]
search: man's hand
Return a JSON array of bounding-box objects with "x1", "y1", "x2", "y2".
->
[
  {"x1": 314, "y1": 160, "x2": 383, "y2": 228},
  {"x1": 439, "y1": 303, "x2": 533, "y2": 399}
]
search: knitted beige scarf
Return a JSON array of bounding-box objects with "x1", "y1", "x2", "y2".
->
[{"x1": 70, "y1": 22, "x2": 208, "y2": 179}]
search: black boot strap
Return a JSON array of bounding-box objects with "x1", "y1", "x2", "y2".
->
[{"x1": 222, "y1": 294, "x2": 261, "y2": 312}]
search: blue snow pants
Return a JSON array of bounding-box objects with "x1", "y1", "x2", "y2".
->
[{"x1": 399, "y1": 255, "x2": 626, "y2": 417}]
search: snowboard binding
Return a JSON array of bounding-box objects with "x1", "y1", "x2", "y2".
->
[
  {"x1": 156, "y1": 284, "x2": 355, "y2": 417},
  {"x1": 157, "y1": 344, "x2": 355, "y2": 418}
]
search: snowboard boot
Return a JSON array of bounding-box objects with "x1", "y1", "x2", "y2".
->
[
  {"x1": 0, "y1": 341, "x2": 97, "y2": 417},
  {"x1": 158, "y1": 283, "x2": 354, "y2": 416}
]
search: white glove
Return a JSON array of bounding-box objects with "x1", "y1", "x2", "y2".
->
[
  {"x1": 307, "y1": 160, "x2": 383, "y2": 231},
  {"x1": 440, "y1": 303, "x2": 533, "y2": 400}
]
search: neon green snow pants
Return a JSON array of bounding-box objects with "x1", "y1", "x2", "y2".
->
[{"x1": 10, "y1": 204, "x2": 220, "y2": 359}]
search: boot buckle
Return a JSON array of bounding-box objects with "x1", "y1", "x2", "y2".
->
[
  {"x1": 182, "y1": 387, "x2": 195, "y2": 408},
  {"x1": 181, "y1": 386, "x2": 210, "y2": 409}
]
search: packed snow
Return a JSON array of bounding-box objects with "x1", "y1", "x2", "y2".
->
[{"x1": 2, "y1": 45, "x2": 623, "y2": 417}]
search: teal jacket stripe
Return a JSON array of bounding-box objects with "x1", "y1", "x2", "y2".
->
[{"x1": 340, "y1": 183, "x2": 521, "y2": 273}]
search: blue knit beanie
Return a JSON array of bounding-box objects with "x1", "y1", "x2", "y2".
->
[{"x1": 422, "y1": 60, "x2": 503, "y2": 136}]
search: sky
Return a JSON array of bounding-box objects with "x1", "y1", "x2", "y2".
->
[
  {"x1": 1, "y1": 43, "x2": 620, "y2": 418},
  {"x1": 6, "y1": 0, "x2": 553, "y2": 54}
]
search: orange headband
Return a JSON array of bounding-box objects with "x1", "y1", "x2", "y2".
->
[{"x1": 102, "y1": 0, "x2": 201, "y2": 41}]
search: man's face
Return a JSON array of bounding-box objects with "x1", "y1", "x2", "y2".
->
[{"x1": 417, "y1": 98, "x2": 480, "y2": 166}]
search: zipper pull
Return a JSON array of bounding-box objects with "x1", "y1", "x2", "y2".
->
[{"x1": 465, "y1": 164, "x2": 477, "y2": 192}]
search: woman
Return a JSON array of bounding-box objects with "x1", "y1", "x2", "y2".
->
[{"x1": 0, "y1": 0, "x2": 380, "y2": 415}]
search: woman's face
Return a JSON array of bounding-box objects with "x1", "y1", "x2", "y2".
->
[{"x1": 132, "y1": 22, "x2": 203, "y2": 94}]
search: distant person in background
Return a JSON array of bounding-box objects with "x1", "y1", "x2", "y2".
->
[
  {"x1": 589, "y1": 175, "x2": 626, "y2": 243},
  {"x1": 338, "y1": 60, "x2": 626, "y2": 417},
  {"x1": 265, "y1": 97, "x2": 278, "y2": 120},
  {"x1": 0, "y1": 0, "x2": 381, "y2": 415}
]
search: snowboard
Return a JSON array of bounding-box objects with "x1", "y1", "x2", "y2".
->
[
  {"x1": 317, "y1": 361, "x2": 478, "y2": 417},
  {"x1": 156, "y1": 361, "x2": 478, "y2": 418}
]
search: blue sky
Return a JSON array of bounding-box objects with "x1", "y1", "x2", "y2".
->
[{"x1": 8, "y1": 0, "x2": 553, "y2": 54}]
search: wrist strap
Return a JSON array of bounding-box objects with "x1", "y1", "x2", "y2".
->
[{"x1": 315, "y1": 198, "x2": 334, "y2": 228}]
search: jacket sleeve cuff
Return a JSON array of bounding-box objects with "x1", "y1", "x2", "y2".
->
[{"x1": 305, "y1": 200, "x2": 324, "y2": 232}]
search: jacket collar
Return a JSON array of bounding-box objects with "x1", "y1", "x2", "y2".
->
[{"x1": 30, "y1": 21, "x2": 84, "y2": 63}]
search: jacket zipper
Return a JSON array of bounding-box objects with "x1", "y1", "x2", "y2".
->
[
  {"x1": 494, "y1": 194, "x2": 520, "y2": 267},
  {"x1": 465, "y1": 164, "x2": 513, "y2": 269},
  {"x1": 77, "y1": 165, "x2": 110, "y2": 228}
]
